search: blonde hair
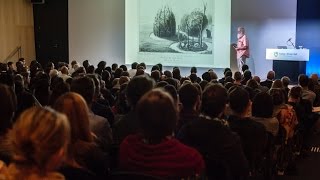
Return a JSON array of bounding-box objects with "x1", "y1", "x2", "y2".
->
[{"x1": 10, "y1": 107, "x2": 70, "y2": 175}]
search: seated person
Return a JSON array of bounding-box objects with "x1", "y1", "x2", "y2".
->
[
  {"x1": 2, "y1": 107, "x2": 70, "y2": 179},
  {"x1": 227, "y1": 86, "x2": 267, "y2": 173},
  {"x1": 178, "y1": 84, "x2": 249, "y2": 179},
  {"x1": 119, "y1": 89, "x2": 205, "y2": 179},
  {"x1": 251, "y1": 92, "x2": 279, "y2": 137}
]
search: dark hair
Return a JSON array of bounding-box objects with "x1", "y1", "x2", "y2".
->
[
  {"x1": 136, "y1": 89, "x2": 177, "y2": 143},
  {"x1": 201, "y1": 84, "x2": 227, "y2": 117},
  {"x1": 49, "y1": 81, "x2": 70, "y2": 106},
  {"x1": 179, "y1": 83, "x2": 200, "y2": 109},
  {"x1": 298, "y1": 74, "x2": 309, "y2": 87},
  {"x1": 157, "y1": 63, "x2": 163, "y2": 72},
  {"x1": 135, "y1": 69, "x2": 145, "y2": 76},
  {"x1": 86, "y1": 65, "x2": 95, "y2": 74},
  {"x1": 189, "y1": 73, "x2": 198, "y2": 83},
  {"x1": 234, "y1": 71, "x2": 242, "y2": 81},
  {"x1": 246, "y1": 79, "x2": 259, "y2": 90},
  {"x1": 199, "y1": 80, "x2": 209, "y2": 92},
  {"x1": 164, "y1": 70, "x2": 172, "y2": 78},
  {"x1": 114, "y1": 68, "x2": 124, "y2": 78},
  {"x1": 151, "y1": 65, "x2": 160, "y2": 72},
  {"x1": 289, "y1": 86, "x2": 302, "y2": 99},
  {"x1": 111, "y1": 63, "x2": 118, "y2": 71},
  {"x1": 164, "y1": 78, "x2": 178, "y2": 90},
  {"x1": 228, "y1": 86, "x2": 250, "y2": 114},
  {"x1": 126, "y1": 75, "x2": 155, "y2": 107},
  {"x1": 151, "y1": 70, "x2": 161, "y2": 82},
  {"x1": 172, "y1": 68, "x2": 181, "y2": 80},
  {"x1": 241, "y1": 64, "x2": 249, "y2": 72},
  {"x1": 224, "y1": 68, "x2": 232, "y2": 75},
  {"x1": 131, "y1": 62, "x2": 138, "y2": 69},
  {"x1": 163, "y1": 85, "x2": 178, "y2": 104},
  {"x1": 83, "y1": 60, "x2": 90, "y2": 68},
  {"x1": 252, "y1": 92, "x2": 274, "y2": 118},
  {"x1": 121, "y1": 71, "x2": 130, "y2": 77},
  {"x1": 0, "y1": 84, "x2": 17, "y2": 134},
  {"x1": 225, "y1": 71, "x2": 232, "y2": 78},
  {"x1": 269, "y1": 88, "x2": 285, "y2": 105},
  {"x1": 191, "y1": 67, "x2": 197, "y2": 74},
  {"x1": 156, "y1": 81, "x2": 169, "y2": 88},
  {"x1": 71, "y1": 76, "x2": 95, "y2": 105},
  {"x1": 119, "y1": 65, "x2": 127, "y2": 72},
  {"x1": 243, "y1": 70, "x2": 252, "y2": 80},
  {"x1": 202, "y1": 72, "x2": 211, "y2": 82}
]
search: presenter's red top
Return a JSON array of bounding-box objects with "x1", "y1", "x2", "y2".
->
[{"x1": 237, "y1": 35, "x2": 250, "y2": 59}]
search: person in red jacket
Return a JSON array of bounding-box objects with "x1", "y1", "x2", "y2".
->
[{"x1": 119, "y1": 89, "x2": 205, "y2": 179}]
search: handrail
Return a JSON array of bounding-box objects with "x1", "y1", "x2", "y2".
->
[{"x1": 4, "y1": 46, "x2": 22, "y2": 63}]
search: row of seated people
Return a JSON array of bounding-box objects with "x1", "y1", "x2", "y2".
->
[{"x1": 0, "y1": 59, "x2": 319, "y2": 179}]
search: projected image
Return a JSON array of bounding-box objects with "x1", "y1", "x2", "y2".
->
[{"x1": 139, "y1": 0, "x2": 214, "y2": 54}]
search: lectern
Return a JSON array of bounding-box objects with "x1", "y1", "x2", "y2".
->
[{"x1": 266, "y1": 48, "x2": 309, "y2": 81}]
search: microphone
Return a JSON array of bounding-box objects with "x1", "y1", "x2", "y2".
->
[{"x1": 287, "y1": 38, "x2": 292, "y2": 42}]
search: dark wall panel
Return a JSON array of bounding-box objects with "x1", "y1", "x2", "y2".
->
[{"x1": 33, "y1": 0, "x2": 68, "y2": 67}]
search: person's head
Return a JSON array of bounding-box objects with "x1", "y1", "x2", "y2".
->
[
  {"x1": 136, "y1": 89, "x2": 177, "y2": 143},
  {"x1": 10, "y1": 107, "x2": 70, "y2": 174},
  {"x1": 156, "y1": 81, "x2": 169, "y2": 88},
  {"x1": 70, "y1": 76, "x2": 95, "y2": 105},
  {"x1": 246, "y1": 79, "x2": 259, "y2": 90},
  {"x1": 237, "y1": 27, "x2": 245, "y2": 36},
  {"x1": 53, "y1": 92, "x2": 93, "y2": 144},
  {"x1": 0, "y1": 84, "x2": 17, "y2": 134},
  {"x1": 225, "y1": 71, "x2": 232, "y2": 78},
  {"x1": 86, "y1": 74, "x2": 101, "y2": 99},
  {"x1": 179, "y1": 83, "x2": 201, "y2": 111},
  {"x1": 163, "y1": 85, "x2": 178, "y2": 105},
  {"x1": 281, "y1": 76, "x2": 290, "y2": 87},
  {"x1": 139, "y1": 62, "x2": 146, "y2": 70},
  {"x1": 252, "y1": 76, "x2": 261, "y2": 83},
  {"x1": 201, "y1": 84, "x2": 228, "y2": 118},
  {"x1": 135, "y1": 69, "x2": 145, "y2": 76},
  {"x1": 119, "y1": 65, "x2": 127, "y2": 72},
  {"x1": 310, "y1": 74, "x2": 319, "y2": 83},
  {"x1": 151, "y1": 70, "x2": 161, "y2": 82},
  {"x1": 126, "y1": 75, "x2": 155, "y2": 108},
  {"x1": 241, "y1": 64, "x2": 249, "y2": 72},
  {"x1": 271, "y1": 79, "x2": 284, "y2": 89},
  {"x1": 119, "y1": 76, "x2": 130, "y2": 86},
  {"x1": 269, "y1": 88, "x2": 285, "y2": 105},
  {"x1": 243, "y1": 70, "x2": 252, "y2": 80},
  {"x1": 298, "y1": 74, "x2": 309, "y2": 87},
  {"x1": 164, "y1": 70, "x2": 172, "y2": 78},
  {"x1": 234, "y1": 71, "x2": 242, "y2": 81},
  {"x1": 157, "y1": 63, "x2": 163, "y2": 72},
  {"x1": 172, "y1": 68, "x2": 181, "y2": 80},
  {"x1": 151, "y1": 65, "x2": 160, "y2": 72},
  {"x1": 190, "y1": 66, "x2": 197, "y2": 74},
  {"x1": 164, "y1": 78, "x2": 178, "y2": 90},
  {"x1": 202, "y1": 72, "x2": 211, "y2": 82},
  {"x1": 71, "y1": 60, "x2": 78, "y2": 68},
  {"x1": 86, "y1": 65, "x2": 95, "y2": 74},
  {"x1": 199, "y1": 80, "x2": 209, "y2": 92},
  {"x1": 60, "y1": 66, "x2": 69, "y2": 75},
  {"x1": 82, "y1": 60, "x2": 90, "y2": 69},
  {"x1": 49, "y1": 81, "x2": 70, "y2": 106},
  {"x1": 267, "y1": 71, "x2": 275, "y2": 80},
  {"x1": 252, "y1": 92, "x2": 274, "y2": 118},
  {"x1": 7, "y1": 62, "x2": 14, "y2": 70},
  {"x1": 228, "y1": 86, "x2": 250, "y2": 116},
  {"x1": 189, "y1": 73, "x2": 198, "y2": 83},
  {"x1": 97, "y1": 61, "x2": 107, "y2": 70},
  {"x1": 209, "y1": 70, "x2": 218, "y2": 80},
  {"x1": 114, "y1": 68, "x2": 124, "y2": 78},
  {"x1": 131, "y1": 62, "x2": 138, "y2": 70},
  {"x1": 289, "y1": 86, "x2": 302, "y2": 100}
]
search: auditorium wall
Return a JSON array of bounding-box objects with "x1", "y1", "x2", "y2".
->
[{"x1": 0, "y1": 0, "x2": 35, "y2": 64}]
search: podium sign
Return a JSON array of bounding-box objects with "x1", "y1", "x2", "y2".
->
[{"x1": 266, "y1": 49, "x2": 309, "y2": 61}]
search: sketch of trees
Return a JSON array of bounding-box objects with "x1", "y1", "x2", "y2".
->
[{"x1": 153, "y1": 6, "x2": 176, "y2": 38}]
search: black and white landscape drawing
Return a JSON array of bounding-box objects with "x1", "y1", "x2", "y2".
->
[{"x1": 139, "y1": 0, "x2": 214, "y2": 54}]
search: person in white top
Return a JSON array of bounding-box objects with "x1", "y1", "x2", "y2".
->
[{"x1": 128, "y1": 62, "x2": 138, "y2": 78}]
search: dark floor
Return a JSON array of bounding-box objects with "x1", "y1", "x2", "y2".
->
[{"x1": 278, "y1": 132, "x2": 320, "y2": 180}]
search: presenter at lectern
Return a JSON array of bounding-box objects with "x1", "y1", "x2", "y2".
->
[{"x1": 234, "y1": 27, "x2": 250, "y2": 73}]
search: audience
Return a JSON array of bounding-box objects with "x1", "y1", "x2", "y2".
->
[
  {"x1": 178, "y1": 84, "x2": 249, "y2": 179},
  {"x1": 119, "y1": 89, "x2": 205, "y2": 178},
  {"x1": 1, "y1": 58, "x2": 318, "y2": 179}
]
